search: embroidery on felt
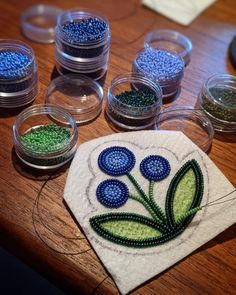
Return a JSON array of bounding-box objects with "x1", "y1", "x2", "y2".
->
[{"x1": 89, "y1": 146, "x2": 204, "y2": 248}]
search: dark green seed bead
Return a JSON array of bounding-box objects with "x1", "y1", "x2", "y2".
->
[{"x1": 115, "y1": 89, "x2": 158, "y2": 107}]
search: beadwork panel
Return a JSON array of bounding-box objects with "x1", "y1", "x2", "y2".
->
[{"x1": 64, "y1": 131, "x2": 236, "y2": 295}]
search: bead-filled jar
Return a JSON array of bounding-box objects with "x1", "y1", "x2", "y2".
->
[
  {"x1": 105, "y1": 73, "x2": 162, "y2": 131},
  {"x1": 132, "y1": 48, "x2": 184, "y2": 98},
  {"x1": 13, "y1": 105, "x2": 78, "y2": 169},
  {"x1": 0, "y1": 40, "x2": 38, "y2": 108},
  {"x1": 199, "y1": 74, "x2": 236, "y2": 132},
  {"x1": 55, "y1": 9, "x2": 110, "y2": 85},
  {"x1": 144, "y1": 29, "x2": 192, "y2": 66}
]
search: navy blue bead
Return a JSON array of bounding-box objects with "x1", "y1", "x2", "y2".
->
[
  {"x1": 98, "y1": 146, "x2": 136, "y2": 176},
  {"x1": 140, "y1": 155, "x2": 171, "y2": 181},
  {"x1": 96, "y1": 179, "x2": 129, "y2": 208},
  {"x1": 0, "y1": 50, "x2": 31, "y2": 79},
  {"x1": 63, "y1": 18, "x2": 108, "y2": 44},
  {"x1": 136, "y1": 49, "x2": 184, "y2": 81}
]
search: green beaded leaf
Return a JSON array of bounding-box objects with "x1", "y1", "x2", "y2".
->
[
  {"x1": 165, "y1": 160, "x2": 204, "y2": 229},
  {"x1": 90, "y1": 212, "x2": 171, "y2": 248}
]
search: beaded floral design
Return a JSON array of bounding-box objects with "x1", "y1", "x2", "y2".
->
[{"x1": 90, "y1": 146, "x2": 204, "y2": 248}]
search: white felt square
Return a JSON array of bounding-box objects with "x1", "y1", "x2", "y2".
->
[
  {"x1": 142, "y1": 0, "x2": 216, "y2": 25},
  {"x1": 64, "y1": 131, "x2": 236, "y2": 294}
]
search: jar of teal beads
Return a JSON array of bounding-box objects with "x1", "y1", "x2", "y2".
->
[
  {"x1": 12, "y1": 105, "x2": 78, "y2": 169},
  {"x1": 105, "y1": 73, "x2": 162, "y2": 131}
]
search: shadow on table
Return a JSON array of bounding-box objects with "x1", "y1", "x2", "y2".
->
[{"x1": 11, "y1": 148, "x2": 70, "y2": 181}]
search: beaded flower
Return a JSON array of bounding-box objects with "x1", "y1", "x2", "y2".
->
[
  {"x1": 98, "y1": 146, "x2": 136, "y2": 176},
  {"x1": 140, "y1": 155, "x2": 171, "y2": 181},
  {"x1": 91, "y1": 146, "x2": 204, "y2": 248},
  {"x1": 96, "y1": 179, "x2": 129, "y2": 208}
]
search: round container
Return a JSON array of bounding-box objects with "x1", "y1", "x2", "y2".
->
[
  {"x1": 199, "y1": 74, "x2": 236, "y2": 132},
  {"x1": 55, "y1": 47, "x2": 108, "y2": 85},
  {"x1": 156, "y1": 105, "x2": 214, "y2": 152},
  {"x1": 21, "y1": 4, "x2": 63, "y2": 43},
  {"x1": 0, "y1": 40, "x2": 38, "y2": 108},
  {"x1": 12, "y1": 105, "x2": 78, "y2": 169},
  {"x1": 55, "y1": 9, "x2": 110, "y2": 58},
  {"x1": 45, "y1": 74, "x2": 104, "y2": 124},
  {"x1": 105, "y1": 73, "x2": 162, "y2": 131},
  {"x1": 55, "y1": 9, "x2": 110, "y2": 85},
  {"x1": 144, "y1": 29, "x2": 192, "y2": 66},
  {"x1": 132, "y1": 48, "x2": 184, "y2": 98}
]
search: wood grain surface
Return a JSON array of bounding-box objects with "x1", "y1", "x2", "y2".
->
[{"x1": 0, "y1": 0, "x2": 235, "y2": 294}]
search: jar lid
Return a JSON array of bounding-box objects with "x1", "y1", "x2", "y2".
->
[
  {"x1": 156, "y1": 105, "x2": 214, "y2": 152},
  {"x1": 21, "y1": 4, "x2": 63, "y2": 43},
  {"x1": 144, "y1": 29, "x2": 192, "y2": 66},
  {"x1": 45, "y1": 74, "x2": 104, "y2": 124}
]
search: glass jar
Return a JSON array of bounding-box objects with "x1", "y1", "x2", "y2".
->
[
  {"x1": 12, "y1": 104, "x2": 78, "y2": 169},
  {"x1": 144, "y1": 29, "x2": 192, "y2": 66},
  {"x1": 105, "y1": 73, "x2": 162, "y2": 131},
  {"x1": 199, "y1": 74, "x2": 236, "y2": 132},
  {"x1": 132, "y1": 48, "x2": 184, "y2": 98},
  {"x1": 0, "y1": 40, "x2": 38, "y2": 108}
]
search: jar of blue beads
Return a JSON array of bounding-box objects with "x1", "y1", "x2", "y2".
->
[
  {"x1": 132, "y1": 48, "x2": 184, "y2": 98},
  {"x1": 0, "y1": 40, "x2": 38, "y2": 108},
  {"x1": 55, "y1": 9, "x2": 110, "y2": 85}
]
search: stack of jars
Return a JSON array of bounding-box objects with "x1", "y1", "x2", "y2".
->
[{"x1": 55, "y1": 9, "x2": 110, "y2": 86}]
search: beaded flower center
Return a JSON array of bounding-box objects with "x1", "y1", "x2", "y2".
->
[
  {"x1": 98, "y1": 146, "x2": 136, "y2": 176},
  {"x1": 96, "y1": 179, "x2": 129, "y2": 208},
  {"x1": 140, "y1": 155, "x2": 171, "y2": 181}
]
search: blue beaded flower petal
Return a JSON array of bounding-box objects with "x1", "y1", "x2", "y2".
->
[
  {"x1": 98, "y1": 146, "x2": 136, "y2": 176},
  {"x1": 140, "y1": 155, "x2": 171, "y2": 181},
  {"x1": 96, "y1": 179, "x2": 129, "y2": 208}
]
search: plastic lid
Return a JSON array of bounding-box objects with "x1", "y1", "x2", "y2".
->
[
  {"x1": 156, "y1": 105, "x2": 214, "y2": 152},
  {"x1": 144, "y1": 29, "x2": 192, "y2": 66},
  {"x1": 45, "y1": 74, "x2": 104, "y2": 124},
  {"x1": 21, "y1": 4, "x2": 63, "y2": 43}
]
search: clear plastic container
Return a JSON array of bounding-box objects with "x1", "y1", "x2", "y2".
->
[
  {"x1": 21, "y1": 4, "x2": 63, "y2": 43},
  {"x1": 144, "y1": 29, "x2": 192, "y2": 66},
  {"x1": 156, "y1": 105, "x2": 214, "y2": 152},
  {"x1": 55, "y1": 10, "x2": 110, "y2": 58},
  {"x1": 12, "y1": 104, "x2": 78, "y2": 169},
  {"x1": 55, "y1": 46, "x2": 108, "y2": 85},
  {"x1": 199, "y1": 74, "x2": 236, "y2": 132},
  {"x1": 132, "y1": 48, "x2": 184, "y2": 98},
  {"x1": 105, "y1": 73, "x2": 162, "y2": 131},
  {"x1": 55, "y1": 9, "x2": 110, "y2": 85},
  {"x1": 0, "y1": 40, "x2": 38, "y2": 108},
  {"x1": 45, "y1": 74, "x2": 104, "y2": 124}
]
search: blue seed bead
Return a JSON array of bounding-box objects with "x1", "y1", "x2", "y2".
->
[
  {"x1": 98, "y1": 146, "x2": 136, "y2": 176},
  {"x1": 136, "y1": 49, "x2": 184, "y2": 81},
  {"x1": 96, "y1": 179, "x2": 129, "y2": 208},
  {"x1": 0, "y1": 50, "x2": 31, "y2": 79},
  {"x1": 62, "y1": 18, "x2": 108, "y2": 44},
  {"x1": 140, "y1": 155, "x2": 171, "y2": 181}
]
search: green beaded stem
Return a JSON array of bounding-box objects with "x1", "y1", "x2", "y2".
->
[
  {"x1": 127, "y1": 173, "x2": 166, "y2": 223},
  {"x1": 129, "y1": 194, "x2": 169, "y2": 231},
  {"x1": 165, "y1": 160, "x2": 204, "y2": 230},
  {"x1": 149, "y1": 180, "x2": 166, "y2": 222}
]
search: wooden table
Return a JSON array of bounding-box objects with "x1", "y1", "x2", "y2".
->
[{"x1": 0, "y1": 0, "x2": 235, "y2": 294}]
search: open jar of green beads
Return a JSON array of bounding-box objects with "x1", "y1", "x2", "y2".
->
[{"x1": 12, "y1": 104, "x2": 78, "y2": 169}]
